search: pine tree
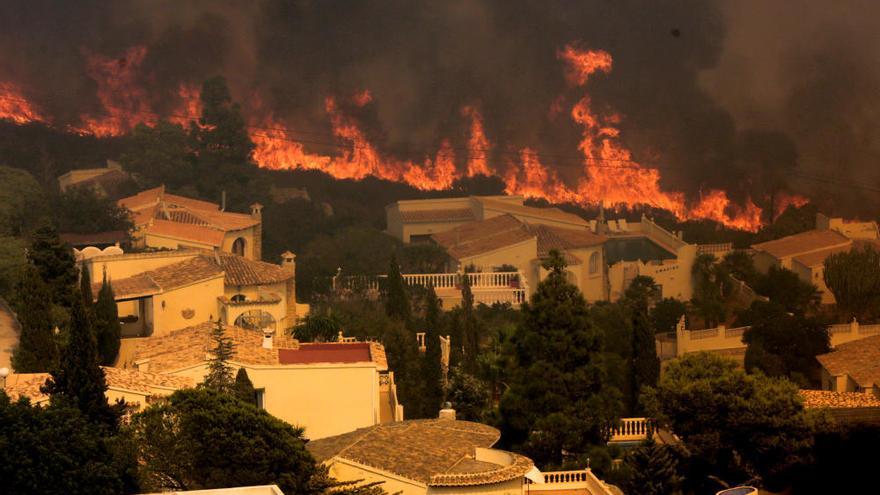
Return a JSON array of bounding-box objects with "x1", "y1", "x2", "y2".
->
[
  {"x1": 203, "y1": 320, "x2": 236, "y2": 391},
  {"x1": 622, "y1": 438, "x2": 682, "y2": 495},
  {"x1": 11, "y1": 265, "x2": 57, "y2": 372},
  {"x1": 385, "y1": 254, "x2": 411, "y2": 323},
  {"x1": 79, "y1": 264, "x2": 93, "y2": 310},
  {"x1": 28, "y1": 225, "x2": 78, "y2": 307},
  {"x1": 42, "y1": 288, "x2": 119, "y2": 429},
  {"x1": 233, "y1": 367, "x2": 258, "y2": 405},
  {"x1": 94, "y1": 273, "x2": 121, "y2": 365},
  {"x1": 499, "y1": 250, "x2": 621, "y2": 466},
  {"x1": 422, "y1": 286, "x2": 445, "y2": 417}
]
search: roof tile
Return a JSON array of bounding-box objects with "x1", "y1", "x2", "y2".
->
[
  {"x1": 432, "y1": 214, "x2": 533, "y2": 260},
  {"x1": 752, "y1": 229, "x2": 850, "y2": 259}
]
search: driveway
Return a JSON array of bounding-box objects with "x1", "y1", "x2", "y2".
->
[{"x1": 0, "y1": 298, "x2": 20, "y2": 370}]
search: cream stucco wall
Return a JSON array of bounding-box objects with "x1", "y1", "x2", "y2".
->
[
  {"x1": 223, "y1": 282, "x2": 289, "y2": 331},
  {"x1": 152, "y1": 276, "x2": 225, "y2": 337},
  {"x1": 165, "y1": 361, "x2": 381, "y2": 440},
  {"x1": 459, "y1": 239, "x2": 537, "y2": 275},
  {"x1": 220, "y1": 227, "x2": 257, "y2": 258}
]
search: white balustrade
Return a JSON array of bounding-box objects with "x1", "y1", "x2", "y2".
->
[{"x1": 609, "y1": 417, "x2": 651, "y2": 442}]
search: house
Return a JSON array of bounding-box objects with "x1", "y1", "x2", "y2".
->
[
  {"x1": 127, "y1": 322, "x2": 403, "y2": 440},
  {"x1": 816, "y1": 334, "x2": 880, "y2": 397},
  {"x1": 139, "y1": 487, "x2": 285, "y2": 495},
  {"x1": 3, "y1": 366, "x2": 193, "y2": 411},
  {"x1": 57, "y1": 160, "x2": 131, "y2": 196},
  {"x1": 385, "y1": 195, "x2": 588, "y2": 244},
  {"x1": 306, "y1": 412, "x2": 618, "y2": 495},
  {"x1": 752, "y1": 228, "x2": 880, "y2": 304},
  {"x1": 119, "y1": 186, "x2": 263, "y2": 260},
  {"x1": 83, "y1": 249, "x2": 298, "y2": 337},
  {"x1": 428, "y1": 210, "x2": 695, "y2": 303}
]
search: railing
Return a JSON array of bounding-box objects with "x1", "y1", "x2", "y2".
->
[
  {"x1": 609, "y1": 417, "x2": 651, "y2": 442},
  {"x1": 528, "y1": 469, "x2": 617, "y2": 495},
  {"x1": 473, "y1": 288, "x2": 527, "y2": 306},
  {"x1": 401, "y1": 273, "x2": 458, "y2": 289},
  {"x1": 698, "y1": 242, "x2": 733, "y2": 257},
  {"x1": 333, "y1": 271, "x2": 528, "y2": 307}
]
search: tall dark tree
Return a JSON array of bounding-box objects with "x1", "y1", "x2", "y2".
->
[
  {"x1": 79, "y1": 264, "x2": 93, "y2": 310},
  {"x1": 691, "y1": 254, "x2": 725, "y2": 327},
  {"x1": 823, "y1": 245, "x2": 880, "y2": 321},
  {"x1": 458, "y1": 271, "x2": 482, "y2": 372},
  {"x1": 94, "y1": 273, "x2": 121, "y2": 366},
  {"x1": 122, "y1": 121, "x2": 195, "y2": 190},
  {"x1": 624, "y1": 276, "x2": 661, "y2": 414},
  {"x1": 384, "y1": 254, "x2": 410, "y2": 323},
  {"x1": 42, "y1": 288, "x2": 119, "y2": 429},
  {"x1": 422, "y1": 286, "x2": 445, "y2": 416},
  {"x1": 650, "y1": 298, "x2": 687, "y2": 334},
  {"x1": 233, "y1": 368, "x2": 258, "y2": 406},
  {"x1": 499, "y1": 250, "x2": 620, "y2": 466},
  {"x1": 446, "y1": 364, "x2": 490, "y2": 422},
  {"x1": 28, "y1": 225, "x2": 78, "y2": 306},
  {"x1": 755, "y1": 266, "x2": 820, "y2": 315},
  {"x1": 191, "y1": 76, "x2": 255, "y2": 202},
  {"x1": 54, "y1": 185, "x2": 134, "y2": 235},
  {"x1": 203, "y1": 320, "x2": 235, "y2": 391},
  {"x1": 0, "y1": 393, "x2": 137, "y2": 495},
  {"x1": 11, "y1": 264, "x2": 57, "y2": 372}
]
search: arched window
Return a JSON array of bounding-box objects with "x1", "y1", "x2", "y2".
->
[
  {"x1": 232, "y1": 237, "x2": 246, "y2": 257},
  {"x1": 231, "y1": 294, "x2": 246, "y2": 303},
  {"x1": 589, "y1": 251, "x2": 600, "y2": 275},
  {"x1": 234, "y1": 310, "x2": 276, "y2": 332}
]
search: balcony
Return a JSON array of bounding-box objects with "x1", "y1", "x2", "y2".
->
[
  {"x1": 608, "y1": 417, "x2": 652, "y2": 443},
  {"x1": 525, "y1": 469, "x2": 618, "y2": 495}
]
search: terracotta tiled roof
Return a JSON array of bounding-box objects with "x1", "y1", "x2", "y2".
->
[
  {"x1": 119, "y1": 186, "x2": 259, "y2": 234},
  {"x1": 795, "y1": 239, "x2": 880, "y2": 268},
  {"x1": 3, "y1": 367, "x2": 193, "y2": 403},
  {"x1": 432, "y1": 214, "x2": 534, "y2": 260},
  {"x1": 61, "y1": 230, "x2": 128, "y2": 247},
  {"x1": 476, "y1": 197, "x2": 588, "y2": 227},
  {"x1": 93, "y1": 256, "x2": 223, "y2": 300},
  {"x1": 279, "y1": 343, "x2": 372, "y2": 365},
  {"x1": 817, "y1": 334, "x2": 880, "y2": 388},
  {"x1": 800, "y1": 389, "x2": 880, "y2": 409},
  {"x1": 132, "y1": 322, "x2": 300, "y2": 372},
  {"x1": 399, "y1": 208, "x2": 475, "y2": 223},
  {"x1": 146, "y1": 219, "x2": 227, "y2": 247},
  {"x1": 307, "y1": 419, "x2": 533, "y2": 487},
  {"x1": 528, "y1": 224, "x2": 605, "y2": 263},
  {"x1": 752, "y1": 229, "x2": 850, "y2": 259},
  {"x1": 219, "y1": 254, "x2": 293, "y2": 286},
  {"x1": 92, "y1": 273, "x2": 160, "y2": 300}
]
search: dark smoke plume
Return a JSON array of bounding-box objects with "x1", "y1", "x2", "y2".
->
[{"x1": 1, "y1": 0, "x2": 878, "y2": 215}]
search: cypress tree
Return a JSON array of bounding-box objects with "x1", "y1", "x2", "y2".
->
[
  {"x1": 94, "y1": 273, "x2": 121, "y2": 365},
  {"x1": 28, "y1": 225, "x2": 78, "y2": 307},
  {"x1": 422, "y1": 286, "x2": 445, "y2": 417},
  {"x1": 11, "y1": 265, "x2": 57, "y2": 372},
  {"x1": 630, "y1": 307, "x2": 660, "y2": 413},
  {"x1": 233, "y1": 367, "x2": 258, "y2": 405},
  {"x1": 203, "y1": 320, "x2": 236, "y2": 391},
  {"x1": 458, "y1": 272, "x2": 482, "y2": 372},
  {"x1": 385, "y1": 254, "x2": 410, "y2": 323},
  {"x1": 79, "y1": 264, "x2": 93, "y2": 310},
  {"x1": 42, "y1": 288, "x2": 119, "y2": 429}
]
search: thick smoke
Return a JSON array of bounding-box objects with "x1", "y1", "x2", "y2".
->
[{"x1": 1, "y1": 0, "x2": 876, "y2": 216}]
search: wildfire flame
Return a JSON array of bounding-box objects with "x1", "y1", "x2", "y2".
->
[{"x1": 0, "y1": 44, "x2": 808, "y2": 232}]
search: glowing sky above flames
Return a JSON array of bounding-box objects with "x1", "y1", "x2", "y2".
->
[{"x1": 0, "y1": 45, "x2": 809, "y2": 231}]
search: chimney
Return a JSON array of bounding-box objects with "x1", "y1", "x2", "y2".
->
[
  {"x1": 221, "y1": 191, "x2": 227, "y2": 211},
  {"x1": 281, "y1": 251, "x2": 297, "y2": 326},
  {"x1": 262, "y1": 331, "x2": 273, "y2": 349},
  {"x1": 250, "y1": 203, "x2": 264, "y2": 261},
  {"x1": 438, "y1": 402, "x2": 456, "y2": 421}
]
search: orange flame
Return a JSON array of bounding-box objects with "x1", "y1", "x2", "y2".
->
[
  {"x1": 0, "y1": 82, "x2": 46, "y2": 124},
  {"x1": 461, "y1": 105, "x2": 493, "y2": 176},
  {"x1": 0, "y1": 44, "x2": 787, "y2": 232}
]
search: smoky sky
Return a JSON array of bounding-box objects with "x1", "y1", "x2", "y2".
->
[{"x1": 2, "y1": 0, "x2": 879, "y2": 216}]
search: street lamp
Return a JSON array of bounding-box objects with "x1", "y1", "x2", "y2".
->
[{"x1": 0, "y1": 367, "x2": 9, "y2": 389}]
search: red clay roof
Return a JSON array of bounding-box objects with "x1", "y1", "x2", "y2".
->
[
  {"x1": 60, "y1": 230, "x2": 128, "y2": 247},
  {"x1": 752, "y1": 229, "x2": 850, "y2": 259},
  {"x1": 528, "y1": 224, "x2": 605, "y2": 261},
  {"x1": 219, "y1": 254, "x2": 293, "y2": 286},
  {"x1": 279, "y1": 342, "x2": 372, "y2": 365},
  {"x1": 432, "y1": 214, "x2": 534, "y2": 260},
  {"x1": 146, "y1": 219, "x2": 227, "y2": 247},
  {"x1": 817, "y1": 334, "x2": 880, "y2": 388},
  {"x1": 120, "y1": 186, "x2": 259, "y2": 234},
  {"x1": 95, "y1": 256, "x2": 223, "y2": 300}
]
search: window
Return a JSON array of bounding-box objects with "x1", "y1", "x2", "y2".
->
[
  {"x1": 589, "y1": 251, "x2": 600, "y2": 275},
  {"x1": 231, "y1": 294, "x2": 246, "y2": 303},
  {"x1": 234, "y1": 310, "x2": 276, "y2": 332},
  {"x1": 232, "y1": 237, "x2": 246, "y2": 257},
  {"x1": 255, "y1": 388, "x2": 265, "y2": 409}
]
